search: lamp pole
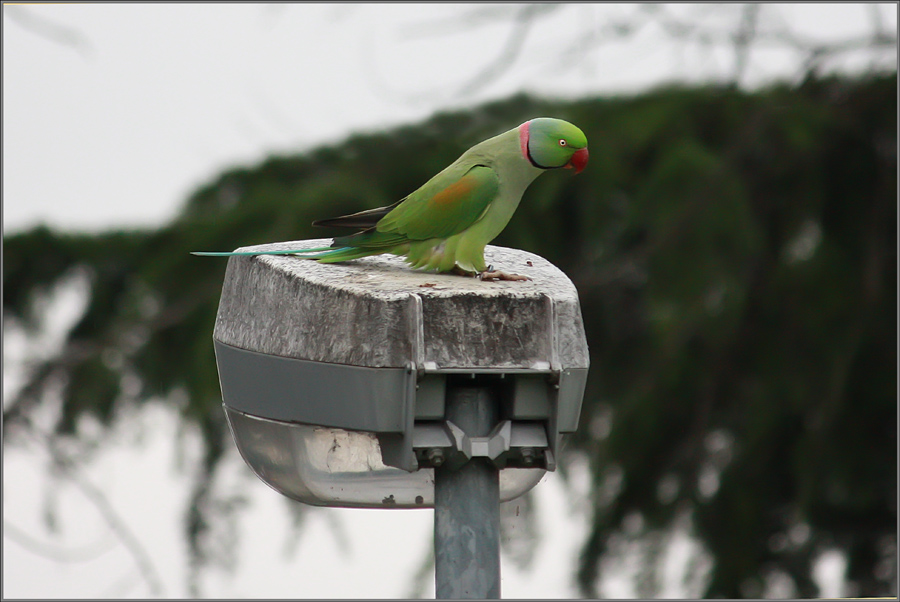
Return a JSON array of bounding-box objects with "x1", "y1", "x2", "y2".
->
[
  {"x1": 209, "y1": 241, "x2": 590, "y2": 597},
  {"x1": 434, "y1": 379, "x2": 502, "y2": 599}
]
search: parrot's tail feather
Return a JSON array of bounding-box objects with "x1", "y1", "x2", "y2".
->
[
  {"x1": 309, "y1": 247, "x2": 384, "y2": 263},
  {"x1": 191, "y1": 247, "x2": 336, "y2": 257},
  {"x1": 190, "y1": 246, "x2": 386, "y2": 263}
]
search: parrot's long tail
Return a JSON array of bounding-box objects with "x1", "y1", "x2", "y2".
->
[
  {"x1": 190, "y1": 246, "x2": 381, "y2": 263},
  {"x1": 191, "y1": 246, "x2": 331, "y2": 257}
]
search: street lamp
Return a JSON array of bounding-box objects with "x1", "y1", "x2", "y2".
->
[{"x1": 210, "y1": 239, "x2": 589, "y2": 597}]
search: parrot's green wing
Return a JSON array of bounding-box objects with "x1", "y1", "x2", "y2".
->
[{"x1": 376, "y1": 164, "x2": 499, "y2": 241}]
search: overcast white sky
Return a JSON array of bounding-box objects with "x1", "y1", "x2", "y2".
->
[
  {"x1": 2, "y1": 3, "x2": 895, "y2": 598},
  {"x1": 4, "y1": 4, "x2": 896, "y2": 233}
]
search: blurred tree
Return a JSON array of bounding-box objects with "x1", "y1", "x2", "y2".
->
[{"x1": 4, "y1": 73, "x2": 896, "y2": 597}]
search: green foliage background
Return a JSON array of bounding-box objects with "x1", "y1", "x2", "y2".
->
[{"x1": 4, "y1": 73, "x2": 896, "y2": 597}]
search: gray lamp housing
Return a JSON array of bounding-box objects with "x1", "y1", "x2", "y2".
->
[{"x1": 213, "y1": 240, "x2": 589, "y2": 508}]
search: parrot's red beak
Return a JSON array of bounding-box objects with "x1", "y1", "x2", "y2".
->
[{"x1": 566, "y1": 147, "x2": 589, "y2": 174}]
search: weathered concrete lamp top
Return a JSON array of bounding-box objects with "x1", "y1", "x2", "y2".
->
[{"x1": 213, "y1": 239, "x2": 589, "y2": 508}]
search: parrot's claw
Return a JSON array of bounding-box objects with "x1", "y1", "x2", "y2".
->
[
  {"x1": 478, "y1": 269, "x2": 531, "y2": 282},
  {"x1": 450, "y1": 265, "x2": 529, "y2": 281}
]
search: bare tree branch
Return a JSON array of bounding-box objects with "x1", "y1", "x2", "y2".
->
[
  {"x1": 399, "y1": 4, "x2": 553, "y2": 39},
  {"x1": 731, "y1": 4, "x2": 761, "y2": 86},
  {"x1": 396, "y1": 3, "x2": 898, "y2": 100},
  {"x1": 18, "y1": 425, "x2": 166, "y2": 597},
  {"x1": 646, "y1": 4, "x2": 897, "y2": 78},
  {"x1": 3, "y1": 519, "x2": 116, "y2": 563},
  {"x1": 454, "y1": 4, "x2": 557, "y2": 98},
  {"x1": 4, "y1": 5, "x2": 94, "y2": 58},
  {"x1": 99, "y1": 569, "x2": 144, "y2": 598}
]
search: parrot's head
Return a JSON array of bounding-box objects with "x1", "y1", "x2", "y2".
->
[{"x1": 519, "y1": 118, "x2": 589, "y2": 174}]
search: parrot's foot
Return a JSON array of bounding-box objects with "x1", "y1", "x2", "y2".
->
[
  {"x1": 449, "y1": 265, "x2": 530, "y2": 281},
  {"x1": 478, "y1": 268, "x2": 531, "y2": 282}
]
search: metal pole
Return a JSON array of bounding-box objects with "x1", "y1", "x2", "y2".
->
[{"x1": 434, "y1": 382, "x2": 501, "y2": 599}]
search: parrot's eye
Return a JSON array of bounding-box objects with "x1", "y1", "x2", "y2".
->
[{"x1": 558, "y1": 139, "x2": 567, "y2": 146}]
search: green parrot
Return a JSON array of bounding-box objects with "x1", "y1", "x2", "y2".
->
[{"x1": 193, "y1": 117, "x2": 588, "y2": 280}]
